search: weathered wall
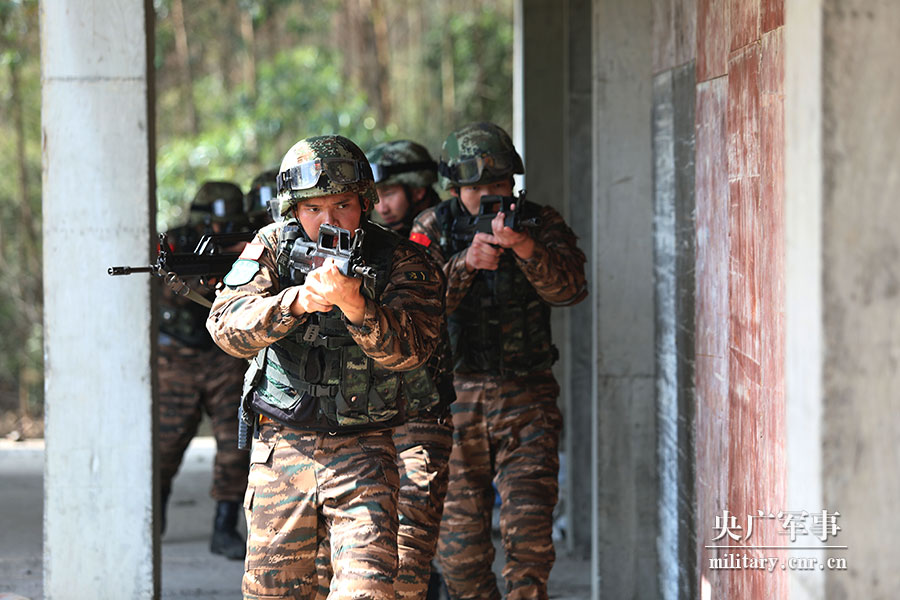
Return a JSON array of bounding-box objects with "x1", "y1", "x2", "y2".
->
[
  {"x1": 41, "y1": 0, "x2": 158, "y2": 597},
  {"x1": 822, "y1": 0, "x2": 900, "y2": 597},
  {"x1": 694, "y1": 0, "x2": 786, "y2": 598}
]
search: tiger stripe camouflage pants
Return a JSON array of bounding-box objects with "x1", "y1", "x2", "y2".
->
[
  {"x1": 242, "y1": 422, "x2": 400, "y2": 599},
  {"x1": 437, "y1": 372, "x2": 562, "y2": 600},
  {"x1": 158, "y1": 341, "x2": 249, "y2": 502},
  {"x1": 314, "y1": 418, "x2": 454, "y2": 600}
]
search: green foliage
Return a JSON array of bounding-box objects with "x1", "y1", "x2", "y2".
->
[
  {"x1": 156, "y1": 46, "x2": 388, "y2": 230},
  {"x1": 0, "y1": 0, "x2": 514, "y2": 415},
  {"x1": 0, "y1": 0, "x2": 42, "y2": 412}
]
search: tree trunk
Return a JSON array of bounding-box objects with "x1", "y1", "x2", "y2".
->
[
  {"x1": 240, "y1": 9, "x2": 257, "y2": 98},
  {"x1": 171, "y1": 0, "x2": 199, "y2": 135},
  {"x1": 369, "y1": 0, "x2": 392, "y2": 124},
  {"x1": 441, "y1": 2, "x2": 456, "y2": 131}
]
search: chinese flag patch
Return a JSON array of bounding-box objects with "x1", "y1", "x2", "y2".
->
[{"x1": 409, "y1": 232, "x2": 431, "y2": 248}]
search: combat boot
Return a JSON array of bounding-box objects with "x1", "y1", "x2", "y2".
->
[{"x1": 210, "y1": 500, "x2": 246, "y2": 560}]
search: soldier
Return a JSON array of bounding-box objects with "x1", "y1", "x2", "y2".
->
[
  {"x1": 206, "y1": 134, "x2": 445, "y2": 599},
  {"x1": 158, "y1": 180, "x2": 251, "y2": 560},
  {"x1": 410, "y1": 122, "x2": 588, "y2": 600},
  {"x1": 244, "y1": 167, "x2": 280, "y2": 229},
  {"x1": 366, "y1": 140, "x2": 441, "y2": 237},
  {"x1": 315, "y1": 140, "x2": 455, "y2": 600}
]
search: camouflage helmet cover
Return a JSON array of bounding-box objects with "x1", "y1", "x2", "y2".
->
[
  {"x1": 438, "y1": 121, "x2": 524, "y2": 189},
  {"x1": 189, "y1": 181, "x2": 245, "y2": 224},
  {"x1": 366, "y1": 140, "x2": 438, "y2": 188},
  {"x1": 277, "y1": 135, "x2": 378, "y2": 216}
]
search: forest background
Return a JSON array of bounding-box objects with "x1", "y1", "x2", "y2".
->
[{"x1": 0, "y1": 0, "x2": 513, "y2": 437}]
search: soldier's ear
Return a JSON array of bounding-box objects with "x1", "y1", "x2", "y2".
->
[
  {"x1": 450, "y1": 187, "x2": 460, "y2": 198},
  {"x1": 410, "y1": 187, "x2": 427, "y2": 203},
  {"x1": 359, "y1": 193, "x2": 370, "y2": 212}
]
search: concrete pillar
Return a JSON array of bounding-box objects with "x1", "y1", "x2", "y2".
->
[
  {"x1": 652, "y1": 61, "x2": 697, "y2": 600},
  {"x1": 564, "y1": 0, "x2": 595, "y2": 560},
  {"x1": 784, "y1": 1, "x2": 825, "y2": 599},
  {"x1": 514, "y1": 0, "x2": 593, "y2": 562},
  {"x1": 41, "y1": 1, "x2": 157, "y2": 598},
  {"x1": 592, "y1": 0, "x2": 657, "y2": 598},
  {"x1": 818, "y1": 0, "x2": 900, "y2": 596}
]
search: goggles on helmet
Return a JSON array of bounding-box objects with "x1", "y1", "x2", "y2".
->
[
  {"x1": 248, "y1": 185, "x2": 275, "y2": 212},
  {"x1": 440, "y1": 150, "x2": 519, "y2": 185},
  {"x1": 277, "y1": 158, "x2": 370, "y2": 194},
  {"x1": 190, "y1": 197, "x2": 231, "y2": 219},
  {"x1": 370, "y1": 160, "x2": 438, "y2": 184}
]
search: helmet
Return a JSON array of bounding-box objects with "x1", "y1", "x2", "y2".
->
[
  {"x1": 438, "y1": 122, "x2": 524, "y2": 189},
  {"x1": 188, "y1": 181, "x2": 245, "y2": 225},
  {"x1": 245, "y1": 168, "x2": 280, "y2": 224},
  {"x1": 276, "y1": 135, "x2": 378, "y2": 217},
  {"x1": 366, "y1": 140, "x2": 438, "y2": 188}
]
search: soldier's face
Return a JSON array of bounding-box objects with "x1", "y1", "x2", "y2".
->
[
  {"x1": 454, "y1": 178, "x2": 513, "y2": 215},
  {"x1": 292, "y1": 192, "x2": 365, "y2": 241},
  {"x1": 374, "y1": 184, "x2": 411, "y2": 228}
]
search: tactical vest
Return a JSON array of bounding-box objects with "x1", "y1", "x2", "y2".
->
[
  {"x1": 435, "y1": 198, "x2": 558, "y2": 376},
  {"x1": 249, "y1": 220, "x2": 449, "y2": 432}
]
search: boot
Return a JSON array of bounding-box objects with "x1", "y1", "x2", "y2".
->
[{"x1": 210, "y1": 500, "x2": 246, "y2": 560}]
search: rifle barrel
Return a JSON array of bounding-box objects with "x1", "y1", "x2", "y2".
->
[{"x1": 108, "y1": 265, "x2": 155, "y2": 276}]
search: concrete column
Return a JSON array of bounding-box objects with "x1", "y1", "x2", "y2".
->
[
  {"x1": 652, "y1": 62, "x2": 696, "y2": 600},
  {"x1": 785, "y1": 1, "x2": 825, "y2": 599},
  {"x1": 564, "y1": 0, "x2": 595, "y2": 560},
  {"x1": 819, "y1": 0, "x2": 900, "y2": 597},
  {"x1": 514, "y1": 0, "x2": 590, "y2": 562},
  {"x1": 592, "y1": 0, "x2": 657, "y2": 598},
  {"x1": 41, "y1": 1, "x2": 157, "y2": 598}
]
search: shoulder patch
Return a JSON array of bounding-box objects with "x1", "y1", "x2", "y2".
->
[
  {"x1": 409, "y1": 232, "x2": 432, "y2": 247},
  {"x1": 223, "y1": 259, "x2": 261, "y2": 287},
  {"x1": 404, "y1": 270, "x2": 429, "y2": 282},
  {"x1": 239, "y1": 242, "x2": 265, "y2": 261}
]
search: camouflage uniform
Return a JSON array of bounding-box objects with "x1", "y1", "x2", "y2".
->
[
  {"x1": 158, "y1": 286, "x2": 248, "y2": 505},
  {"x1": 410, "y1": 123, "x2": 588, "y2": 600},
  {"x1": 315, "y1": 325, "x2": 456, "y2": 600},
  {"x1": 158, "y1": 181, "x2": 252, "y2": 561},
  {"x1": 207, "y1": 135, "x2": 446, "y2": 600}
]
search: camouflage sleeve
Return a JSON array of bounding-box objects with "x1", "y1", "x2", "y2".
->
[
  {"x1": 206, "y1": 224, "x2": 309, "y2": 359},
  {"x1": 410, "y1": 207, "x2": 476, "y2": 314},
  {"x1": 513, "y1": 205, "x2": 588, "y2": 306},
  {"x1": 345, "y1": 241, "x2": 446, "y2": 372}
]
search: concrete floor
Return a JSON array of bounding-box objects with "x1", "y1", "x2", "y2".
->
[{"x1": 0, "y1": 437, "x2": 590, "y2": 599}]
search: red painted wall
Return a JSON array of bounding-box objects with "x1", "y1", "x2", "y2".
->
[{"x1": 694, "y1": 0, "x2": 786, "y2": 598}]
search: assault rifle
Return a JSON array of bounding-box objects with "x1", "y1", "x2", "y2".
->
[
  {"x1": 282, "y1": 223, "x2": 377, "y2": 294},
  {"x1": 451, "y1": 190, "x2": 539, "y2": 244},
  {"x1": 108, "y1": 231, "x2": 254, "y2": 308}
]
